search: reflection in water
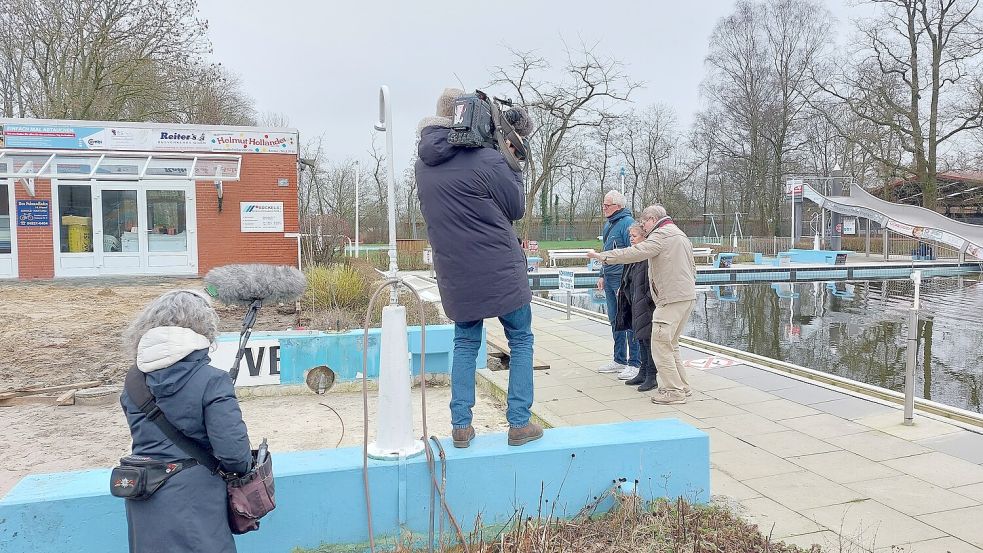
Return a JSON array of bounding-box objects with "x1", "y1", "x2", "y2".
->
[{"x1": 543, "y1": 275, "x2": 983, "y2": 413}]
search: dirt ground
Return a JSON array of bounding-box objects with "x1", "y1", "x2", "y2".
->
[
  {"x1": 0, "y1": 385, "x2": 509, "y2": 497},
  {"x1": 0, "y1": 276, "x2": 301, "y2": 389},
  {"x1": 0, "y1": 277, "x2": 505, "y2": 498}
]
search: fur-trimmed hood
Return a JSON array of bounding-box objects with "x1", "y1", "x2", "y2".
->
[{"x1": 137, "y1": 326, "x2": 211, "y2": 373}]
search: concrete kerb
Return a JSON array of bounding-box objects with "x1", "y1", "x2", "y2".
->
[{"x1": 476, "y1": 369, "x2": 566, "y2": 429}]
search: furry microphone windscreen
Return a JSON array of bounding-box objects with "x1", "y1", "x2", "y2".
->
[
  {"x1": 504, "y1": 107, "x2": 534, "y2": 137},
  {"x1": 204, "y1": 264, "x2": 307, "y2": 306}
]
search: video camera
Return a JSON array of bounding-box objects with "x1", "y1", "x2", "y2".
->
[{"x1": 447, "y1": 90, "x2": 528, "y2": 172}]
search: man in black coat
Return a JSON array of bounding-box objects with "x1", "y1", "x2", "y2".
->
[{"x1": 415, "y1": 88, "x2": 543, "y2": 448}]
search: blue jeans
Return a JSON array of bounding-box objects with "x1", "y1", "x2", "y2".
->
[
  {"x1": 451, "y1": 304, "x2": 534, "y2": 429},
  {"x1": 604, "y1": 278, "x2": 640, "y2": 367}
]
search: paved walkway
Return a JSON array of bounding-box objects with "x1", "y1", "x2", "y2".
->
[{"x1": 481, "y1": 303, "x2": 983, "y2": 553}]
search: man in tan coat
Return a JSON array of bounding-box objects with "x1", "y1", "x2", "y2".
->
[{"x1": 588, "y1": 204, "x2": 696, "y2": 404}]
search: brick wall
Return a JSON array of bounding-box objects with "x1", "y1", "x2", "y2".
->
[
  {"x1": 13, "y1": 179, "x2": 54, "y2": 279},
  {"x1": 195, "y1": 153, "x2": 299, "y2": 274}
]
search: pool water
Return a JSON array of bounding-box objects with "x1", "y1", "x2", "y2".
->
[{"x1": 543, "y1": 275, "x2": 983, "y2": 414}]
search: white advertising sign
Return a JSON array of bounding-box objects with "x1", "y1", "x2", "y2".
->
[
  {"x1": 208, "y1": 131, "x2": 298, "y2": 154},
  {"x1": 240, "y1": 202, "x2": 284, "y2": 233},
  {"x1": 887, "y1": 220, "x2": 916, "y2": 237},
  {"x1": 558, "y1": 269, "x2": 575, "y2": 291},
  {"x1": 842, "y1": 217, "x2": 857, "y2": 235},
  {"x1": 211, "y1": 339, "x2": 282, "y2": 387}
]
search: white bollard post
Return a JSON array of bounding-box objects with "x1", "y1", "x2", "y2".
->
[
  {"x1": 367, "y1": 305, "x2": 424, "y2": 459},
  {"x1": 903, "y1": 270, "x2": 922, "y2": 426}
]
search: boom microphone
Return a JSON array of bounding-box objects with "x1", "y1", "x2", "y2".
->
[{"x1": 204, "y1": 264, "x2": 307, "y2": 307}]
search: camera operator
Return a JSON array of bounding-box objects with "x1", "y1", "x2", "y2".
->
[{"x1": 415, "y1": 88, "x2": 542, "y2": 448}]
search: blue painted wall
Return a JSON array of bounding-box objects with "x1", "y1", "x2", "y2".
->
[{"x1": 0, "y1": 420, "x2": 709, "y2": 553}]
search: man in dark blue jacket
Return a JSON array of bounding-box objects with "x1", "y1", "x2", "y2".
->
[
  {"x1": 415, "y1": 88, "x2": 543, "y2": 449},
  {"x1": 596, "y1": 190, "x2": 641, "y2": 377}
]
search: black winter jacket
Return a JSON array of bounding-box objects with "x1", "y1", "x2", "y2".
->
[{"x1": 614, "y1": 260, "x2": 654, "y2": 339}]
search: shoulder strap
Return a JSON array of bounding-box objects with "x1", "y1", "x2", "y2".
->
[{"x1": 124, "y1": 366, "x2": 222, "y2": 474}]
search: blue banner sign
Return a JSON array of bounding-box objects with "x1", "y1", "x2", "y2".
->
[{"x1": 16, "y1": 199, "x2": 50, "y2": 227}]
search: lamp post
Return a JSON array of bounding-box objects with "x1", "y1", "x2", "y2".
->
[{"x1": 354, "y1": 160, "x2": 360, "y2": 258}]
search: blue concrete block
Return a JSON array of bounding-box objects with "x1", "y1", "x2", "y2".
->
[
  {"x1": 270, "y1": 325, "x2": 483, "y2": 384},
  {"x1": 0, "y1": 420, "x2": 709, "y2": 553}
]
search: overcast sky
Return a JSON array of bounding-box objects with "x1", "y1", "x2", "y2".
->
[{"x1": 197, "y1": 0, "x2": 871, "y2": 176}]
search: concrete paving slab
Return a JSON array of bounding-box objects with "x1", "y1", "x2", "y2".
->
[
  {"x1": 845, "y1": 474, "x2": 979, "y2": 516},
  {"x1": 826, "y1": 430, "x2": 931, "y2": 461},
  {"x1": 704, "y1": 428, "x2": 750, "y2": 453},
  {"x1": 706, "y1": 365, "x2": 800, "y2": 391},
  {"x1": 711, "y1": 468, "x2": 761, "y2": 501},
  {"x1": 675, "y1": 398, "x2": 749, "y2": 419},
  {"x1": 857, "y1": 412, "x2": 964, "y2": 441},
  {"x1": 779, "y1": 531, "x2": 845, "y2": 551},
  {"x1": 787, "y1": 450, "x2": 901, "y2": 484},
  {"x1": 737, "y1": 496, "x2": 826, "y2": 539},
  {"x1": 604, "y1": 397, "x2": 678, "y2": 418},
  {"x1": 917, "y1": 431, "x2": 983, "y2": 465},
  {"x1": 770, "y1": 383, "x2": 852, "y2": 405},
  {"x1": 584, "y1": 385, "x2": 651, "y2": 403},
  {"x1": 919, "y1": 505, "x2": 983, "y2": 548},
  {"x1": 952, "y1": 483, "x2": 983, "y2": 503},
  {"x1": 883, "y1": 452, "x2": 983, "y2": 489},
  {"x1": 535, "y1": 386, "x2": 587, "y2": 402},
  {"x1": 683, "y1": 372, "x2": 745, "y2": 391},
  {"x1": 743, "y1": 470, "x2": 866, "y2": 511},
  {"x1": 543, "y1": 397, "x2": 608, "y2": 416},
  {"x1": 804, "y1": 500, "x2": 947, "y2": 550},
  {"x1": 780, "y1": 413, "x2": 871, "y2": 439},
  {"x1": 712, "y1": 444, "x2": 802, "y2": 481},
  {"x1": 811, "y1": 397, "x2": 897, "y2": 420},
  {"x1": 561, "y1": 410, "x2": 630, "y2": 426},
  {"x1": 743, "y1": 430, "x2": 841, "y2": 458},
  {"x1": 740, "y1": 398, "x2": 823, "y2": 420},
  {"x1": 704, "y1": 386, "x2": 779, "y2": 405},
  {"x1": 702, "y1": 412, "x2": 790, "y2": 437},
  {"x1": 626, "y1": 411, "x2": 710, "y2": 429},
  {"x1": 881, "y1": 537, "x2": 983, "y2": 553}
]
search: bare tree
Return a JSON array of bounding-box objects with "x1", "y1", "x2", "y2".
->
[
  {"x1": 492, "y1": 43, "x2": 640, "y2": 241},
  {"x1": 0, "y1": 0, "x2": 256, "y2": 124},
  {"x1": 815, "y1": 0, "x2": 983, "y2": 209}
]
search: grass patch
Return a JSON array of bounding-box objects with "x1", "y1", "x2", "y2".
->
[{"x1": 294, "y1": 495, "x2": 824, "y2": 553}]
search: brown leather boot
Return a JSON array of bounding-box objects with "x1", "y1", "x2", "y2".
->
[
  {"x1": 452, "y1": 426, "x2": 475, "y2": 448},
  {"x1": 507, "y1": 423, "x2": 544, "y2": 446}
]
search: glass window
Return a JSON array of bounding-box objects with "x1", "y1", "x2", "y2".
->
[
  {"x1": 101, "y1": 190, "x2": 138, "y2": 253},
  {"x1": 58, "y1": 185, "x2": 93, "y2": 253},
  {"x1": 147, "y1": 190, "x2": 187, "y2": 252},
  {"x1": 0, "y1": 183, "x2": 11, "y2": 254},
  {"x1": 145, "y1": 158, "x2": 192, "y2": 177}
]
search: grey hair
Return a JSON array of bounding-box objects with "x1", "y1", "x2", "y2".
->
[
  {"x1": 122, "y1": 290, "x2": 220, "y2": 359},
  {"x1": 640, "y1": 204, "x2": 668, "y2": 222},
  {"x1": 628, "y1": 222, "x2": 645, "y2": 235},
  {"x1": 604, "y1": 190, "x2": 627, "y2": 208}
]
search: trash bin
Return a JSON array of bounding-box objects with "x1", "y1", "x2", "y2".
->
[{"x1": 63, "y1": 216, "x2": 91, "y2": 253}]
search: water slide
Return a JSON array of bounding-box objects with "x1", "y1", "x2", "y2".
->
[{"x1": 802, "y1": 183, "x2": 983, "y2": 260}]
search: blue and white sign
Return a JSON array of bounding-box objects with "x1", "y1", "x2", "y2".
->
[
  {"x1": 558, "y1": 269, "x2": 575, "y2": 291},
  {"x1": 4, "y1": 125, "x2": 104, "y2": 149},
  {"x1": 16, "y1": 200, "x2": 50, "y2": 227},
  {"x1": 240, "y1": 201, "x2": 284, "y2": 232}
]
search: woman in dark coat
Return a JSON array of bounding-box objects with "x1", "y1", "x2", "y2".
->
[
  {"x1": 615, "y1": 224, "x2": 658, "y2": 391},
  {"x1": 119, "y1": 290, "x2": 252, "y2": 553}
]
